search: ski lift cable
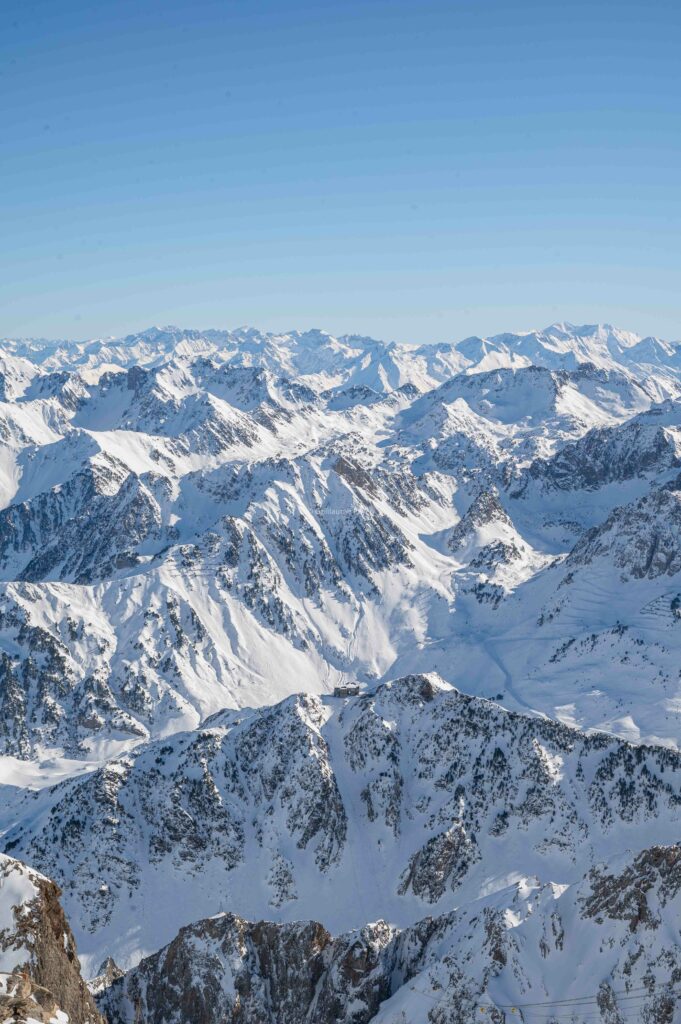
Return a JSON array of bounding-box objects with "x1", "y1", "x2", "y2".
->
[
  {"x1": 404, "y1": 979, "x2": 680, "y2": 1014},
  {"x1": 492, "y1": 980, "x2": 681, "y2": 1009}
]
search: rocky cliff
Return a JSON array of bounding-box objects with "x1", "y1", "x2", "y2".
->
[
  {"x1": 0, "y1": 854, "x2": 102, "y2": 1024},
  {"x1": 99, "y1": 842, "x2": 681, "y2": 1024}
]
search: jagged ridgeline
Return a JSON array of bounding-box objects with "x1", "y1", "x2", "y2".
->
[
  {"x1": 98, "y1": 845, "x2": 681, "y2": 1024},
  {"x1": 4, "y1": 676, "x2": 681, "y2": 973},
  {"x1": 0, "y1": 323, "x2": 680, "y2": 760},
  {"x1": 0, "y1": 322, "x2": 681, "y2": 1022}
]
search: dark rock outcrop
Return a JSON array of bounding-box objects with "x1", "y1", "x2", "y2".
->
[
  {"x1": 100, "y1": 914, "x2": 399, "y2": 1024},
  {"x1": 0, "y1": 855, "x2": 103, "y2": 1024}
]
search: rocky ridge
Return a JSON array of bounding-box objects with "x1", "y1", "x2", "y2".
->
[
  {"x1": 1, "y1": 322, "x2": 681, "y2": 1021},
  {"x1": 98, "y1": 842, "x2": 681, "y2": 1024},
  {"x1": 0, "y1": 324, "x2": 681, "y2": 758},
  {"x1": 5, "y1": 675, "x2": 681, "y2": 975},
  {"x1": 0, "y1": 854, "x2": 102, "y2": 1024}
]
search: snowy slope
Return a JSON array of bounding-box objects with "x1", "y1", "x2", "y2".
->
[
  {"x1": 0, "y1": 323, "x2": 681, "y2": 762},
  {"x1": 1, "y1": 321, "x2": 681, "y2": 1020},
  {"x1": 5, "y1": 675, "x2": 681, "y2": 973},
  {"x1": 99, "y1": 843, "x2": 681, "y2": 1024}
]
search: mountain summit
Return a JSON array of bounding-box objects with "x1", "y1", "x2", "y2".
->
[{"x1": 0, "y1": 320, "x2": 681, "y2": 1021}]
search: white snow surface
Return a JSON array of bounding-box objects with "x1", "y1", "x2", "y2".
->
[
  {"x1": 1, "y1": 322, "x2": 681, "y2": 1013},
  {"x1": 0, "y1": 321, "x2": 679, "y2": 764}
]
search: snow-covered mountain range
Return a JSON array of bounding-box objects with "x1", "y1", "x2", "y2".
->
[
  {"x1": 99, "y1": 842, "x2": 681, "y2": 1024},
  {"x1": 5, "y1": 672, "x2": 681, "y2": 973},
  {"x1": 1, "y1": 320, "x2": 681, "y2": 1022}
]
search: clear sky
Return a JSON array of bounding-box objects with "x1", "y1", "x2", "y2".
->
[{"x1": 2, "y1": 0, "x2": 680, "y2": 344}]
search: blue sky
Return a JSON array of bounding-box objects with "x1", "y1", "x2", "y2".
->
[{"x1": 1, "y1": 0, "x2": 680, "y2": 343}]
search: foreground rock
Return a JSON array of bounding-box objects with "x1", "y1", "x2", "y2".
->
[{"x1": 0, "y1": 854, "x2": 102, "y2": 1024}]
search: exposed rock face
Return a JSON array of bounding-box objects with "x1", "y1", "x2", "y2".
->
[
  {"x1": 1, "y1": 322, "x2": 681, "y2": 764},
  {"x1": 99, "y1": 914, "x2": 399, "y2": 1024},
  {"x1": 525, "y1": 409, "x2": 681, "y2": 492},
  {"x1": 400, "y1": 824, "x2": 481, "y2": 902},
  {"x1": 582, "y1": 844, "x2": 681, "y2": 928},
  {"x1": 448, "y1": 489, "x2": 513, "y2": 550},
  {"x1": 99, "y1": 843, "x2": 681, "y2": 1024},
  {"x1": 7, "y1": 676, "x2": 681, "y2": 971},
  {"x1": 0, "y1": 452, "x2": 165, "y2": 584},
  {"x1": 567, "y1": 480, "x2": 681, "y2": 579},
  {"x1": 0, "y1": 855, "x2": 102, "y2": 1024},
  {"x1": 5, "y1": 323, "x2": 681, "y2": 1020},
  {"x1": 88, "y1": 956, "x2": 124, "y2": 997},
  {"x1": 445, "y1": 488, "x2": 540, "y2": 604}
]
